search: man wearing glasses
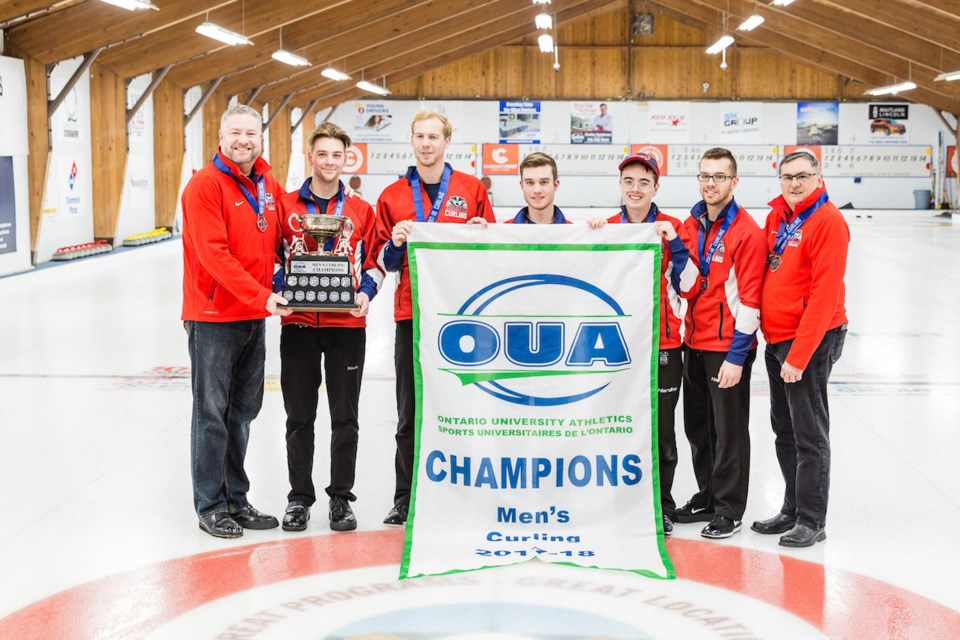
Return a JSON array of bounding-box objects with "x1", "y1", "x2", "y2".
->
[
  {"x1": 675, "y1": 148, "x2": 766, "y2": 539},
  {"x1": 588, "y1": 153, "x2": 699, "y2": 536},
  {"x1": 751, "y1": 150, "x2": 849, "y2": 548}
]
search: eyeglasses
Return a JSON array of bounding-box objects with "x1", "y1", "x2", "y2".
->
[
  {"x1": 779, "y1": 173, "x2": 818, "y2": 184},
  {"x1": 696, "y1": 174, "x2": 735, "y2": 183},
  {"x1": 621, "y1": 177, "x2": 655, "y2": 189}
]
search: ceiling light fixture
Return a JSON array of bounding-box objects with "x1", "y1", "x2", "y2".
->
[
  {"x1": 356, "y1": 79, "x2": 390, "y2": 96},
  {"x1": 770, "y1": 0, "x2": 796, "y2": 6},
  {"x1": 934, "y1": 70, "x2": 960, "y2": 82},
  {"x1": 737, "y1": 14, "x2": 764, "y2": 31},
  {"x1": 864, "y1": 81, "x2": 917, "y2": 96},
  {"x1": 535, "y1": 13, "x2": 552, "y2": 29},
  {"x1": 99, "y1": 0, "x2": 158, "y2": 9},
  {"x1": 538, "y1": 33, "x2": 554, "y2": 53},
  {"x1": 706, "y1": 35, "x2": 734, "y2": 54},
  {"x1": 272, "y1": 49, "x2": 310, "y2": 67},
  {"x1": 321, "y1": 67, "x2": 351, "y2": 81},
  {"x1": 196, "y1": 22, "x2": 253, "y2": 46},
  {"x1": 532, "y1": 0, "x2": 551, "y2": 4}
]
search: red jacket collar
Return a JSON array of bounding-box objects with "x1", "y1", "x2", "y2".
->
[
  {"x1": 214, "y1": 151, "x2": 272, "y2": 181},
  {"x1": 768, "y1": 182, "x2": 828, "y2": 221}
]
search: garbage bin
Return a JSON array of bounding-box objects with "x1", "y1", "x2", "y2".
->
[{"x1": 913, "y1": 189, "x2": 932, "y2": 209}]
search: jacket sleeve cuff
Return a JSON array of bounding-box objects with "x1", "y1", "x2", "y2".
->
[
  {"x1": 358, "y1": 273, "x2": 378, "y2": 301},
  {"x1": 725, "y1": 330, "x2": 755, "y2": 366},
  {"x1": 383, "y1": 241, "x2": 406, "y2": 272}
]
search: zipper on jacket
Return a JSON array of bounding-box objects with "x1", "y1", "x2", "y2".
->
[
  {"x1": 718, "y1": 302, "x2": 724, "y2": 341},
  {"x1": 664, "y1": 306, "x2": 671, "y2": 340},
  {"x1": 208, "y1": 283, "x2": 217, "y2": 302}
]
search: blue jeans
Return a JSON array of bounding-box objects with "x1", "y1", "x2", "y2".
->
[
  {"x1": 765, "y1": 325, "x2": 846, "y2": 529},
  {"x1": 186, "y1": 320, "x2": 266, "y2": 516}
]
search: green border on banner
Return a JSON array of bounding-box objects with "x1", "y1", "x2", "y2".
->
[{"x1": 400, "y1": 241, "x2": 671, "y2": 580}]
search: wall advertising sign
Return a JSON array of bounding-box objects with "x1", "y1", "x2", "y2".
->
[
  {"x1": 402, "y1": 223, "x2": 673, "y2": 580},
  {"x1": 499, "y1": 101, "x2": 541, "y2": 143}
]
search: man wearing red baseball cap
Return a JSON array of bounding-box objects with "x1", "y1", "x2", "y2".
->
[{"x1": 589, "y1": 152, "x2": 699, "y2": 537}]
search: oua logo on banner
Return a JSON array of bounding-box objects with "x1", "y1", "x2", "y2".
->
[{"x1": 402, "y1": 223, "x2": 674, "y2": 580}]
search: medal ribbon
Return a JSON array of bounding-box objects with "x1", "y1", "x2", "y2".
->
[
  {"x1": 213, "y1": 154, "x2": 266, "y2": 230},
  {"x1": 771, "y1": 191, "x2": 829, "y2": 257},
  {"x1": 304, "y1": 183, "x2": 347, "y2": 252},
  {"x1": 620, "y1": 203, "x2": 659, "y2": 224},
  {"x1": 697, "y1": 199, "x2": 738, "y2": 277},
  {"x1": 410, "y1": 163, "x2": 453, "y2": 223}
]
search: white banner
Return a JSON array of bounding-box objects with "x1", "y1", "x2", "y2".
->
[{"x1": 402, "y1": 223, "x2": 673, "y2": 580}]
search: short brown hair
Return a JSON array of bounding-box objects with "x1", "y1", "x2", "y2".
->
[
  {"x1": 411, "y1": 109, "x2": 453, "y2": 138},
  {"x1": 519, "y1": 152, "x2": 558, "y2": 181},
  {"x1": 308, "y1": 122, "x2": 351, "y2": 151},
  {"x1": 700, "y1": 147, "x2": 738, "y2": 176}
]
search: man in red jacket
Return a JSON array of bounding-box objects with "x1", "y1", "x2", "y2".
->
[
  {"x1": 676, "y1": 147, "x2": 767, "y2": 540},
  {"x1": 277, "y1": 123, "x2": 384, "y2": 534},
  {"x1": 373, "y1": 109, "x2": 496, "y2": 525},
  {"x1": 181, "y1": 105, "x2": 291, "y2": 538},
  {"x1": 587, "y1": 152, "x2": 699, "y2": 536},
  {"x1": 752, "y1": 150, "x2": 849, "y2": 548}
]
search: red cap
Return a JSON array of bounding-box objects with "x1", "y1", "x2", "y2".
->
[{"x1": 618, "y1": 153, "x2": 660, "y2": 180}]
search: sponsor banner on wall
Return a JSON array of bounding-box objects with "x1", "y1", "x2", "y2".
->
[
  {"x1": 797, "y1": 102, "x2": 838, "y2": 146},
  {"x1": 647, "y1": 103, "x2": 690, "y2": 139},
  {"x1": 499, "y1": 101, "x2": 541, "y2": 143},
  {"x1": 947, "y1": 146, "x2": 957, "y2": 178},
  {"x1": 352, "y1": 101, "x2": 395, "y2": 142},
  {"x1": 868, "y1": 104, "x2": 909, "y2": 144},
  {"x1": 60, "y1": 158, "x2": 83, "y2": 217},
  {"x1": 341, "y1": 143, "x2": 368, "y2": 174},
  {"x1": 362, "y1": 144, "x2": 476, "y2": 175},
  {"x1": 630, "y1": 144, "x2": 670, "y2": 175},
  {"x1": 0, "y1": 57, "x2": 29, "y2": 156},
  {"x1": 481, "y1": 144, "x2": 521, "y2": 175},
  {"x1": 719, "y1": 102, "x2": 762, "y2": 143},
  {"x1": 403, "y1": 223, "x2": 672, "y2": 579},
  {"x1": 570, "y1": 102, "x2": 613, "y2": 144},
  {"x1": 0, "y1": 157, "x2": 15, "y2": 255}
]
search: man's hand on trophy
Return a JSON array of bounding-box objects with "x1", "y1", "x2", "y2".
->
[
  {"x1": 350, "y1": 292, "x2": 370, "y2": 317},
  {"x1": 392, "y1": 220, "x2": 414, "y2": 247},
  {"x1": 266, "y1": 292, "x2": 293, "y2": 316}
]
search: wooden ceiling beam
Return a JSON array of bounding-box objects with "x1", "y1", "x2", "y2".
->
[
  {"x1": 231, "y1": 0, "x2": 552, "y2": 104},
  {"x1": 809, "y1": 0, "x2": 960, "y2": 50},
  {"x1": 6, "y1": 0, "x2": 231, "y2": 65},
  {"x1": 0, "y1": 0, "x2": 64, "y2": 26},
  {"x1": 167, "y1": 0, "x2": 441, "y2": 90},
  {"x1": 687, "y1": 0, "x2": 960, "y2": 103},
  {"x1": 91, "y1": 1, "x2": 350, "y2": 79},
  {"x1": 295, "y1": 0, "x2": 624, "y2": 114},
  {"x1": 649, "y1": 0, "x2": 959, "y2": 114}
]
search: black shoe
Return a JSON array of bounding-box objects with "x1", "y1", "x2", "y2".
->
[
  {"x1": 330, "y1": 496, "x2": 358, "y2": 532},
  {"x1": 701, "y1": 515, "x2": 742, "y2": 539},
  {"x1": 663, "y1": 515, "x2": 674, "y2": 536},
  {"x1": 779, "y1": 523, "x2": 826, "y2": 548},
  {"x1": 674, "y1": 500, "x2": 714, "y2": 523},
  {"x1": 751, "y1": 512, "x2": 797, "y2": 535},
  {"x1": 282, "y1": 501, "x2": 310, "y2": 532},
  {"x1": 229, "y1": 504, "x2": 279, "y2": 530},
  {"x1": 383, "y1": 503, "x2": 408, "y2": 526},
  {"x1": 198, "y1": 511, "x2": 243, "y2": 538}
]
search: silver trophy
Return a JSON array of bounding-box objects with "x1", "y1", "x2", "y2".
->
[{"x1": 282, "y1": 214, "x2": 358, "y2": 312}]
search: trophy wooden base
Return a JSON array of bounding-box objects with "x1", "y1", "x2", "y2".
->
[{"x1": 282, "y1": 254, "x2": 359, "y2": 313}]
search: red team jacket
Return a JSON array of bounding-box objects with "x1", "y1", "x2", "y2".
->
[
  {"x1": 606, "y1": 207, "x2": 699, "y2": 349},
  {"x1": 682, "y1": 198, "x2": 767, "y2": 363},
  {"x1": 761, "y1": 183, "x2": 849, "y2": 370},
  {"x1": 278, "y1": 180, "x2": 383, "y2": 329},
  {"x1": 373, "y1": 166, "x2": 496, "y2": 321},
  {"x1": 181, "y1": 152, "x2": 284, "y2": 322}
]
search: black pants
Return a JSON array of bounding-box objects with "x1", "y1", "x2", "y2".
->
[
  {"x1": 393, "y1": 320, "x2": 416, "y2": 507},
  {"x1": 682, "y1": 346, "x2": 755, "y2": 520},
  {"x1": 280, "y1": 324, "x2": 365, "y2": 505},
  {"x1": 765, "y1": 326, "x2": 846, "y2": 529},
  {"x1": 657, "y1": 347, "x2": 683, "y2": 519}
]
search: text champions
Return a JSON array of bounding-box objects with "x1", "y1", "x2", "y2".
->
[{"x1": 424, "y1": 451, "x2": 643, "y2": 489}]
